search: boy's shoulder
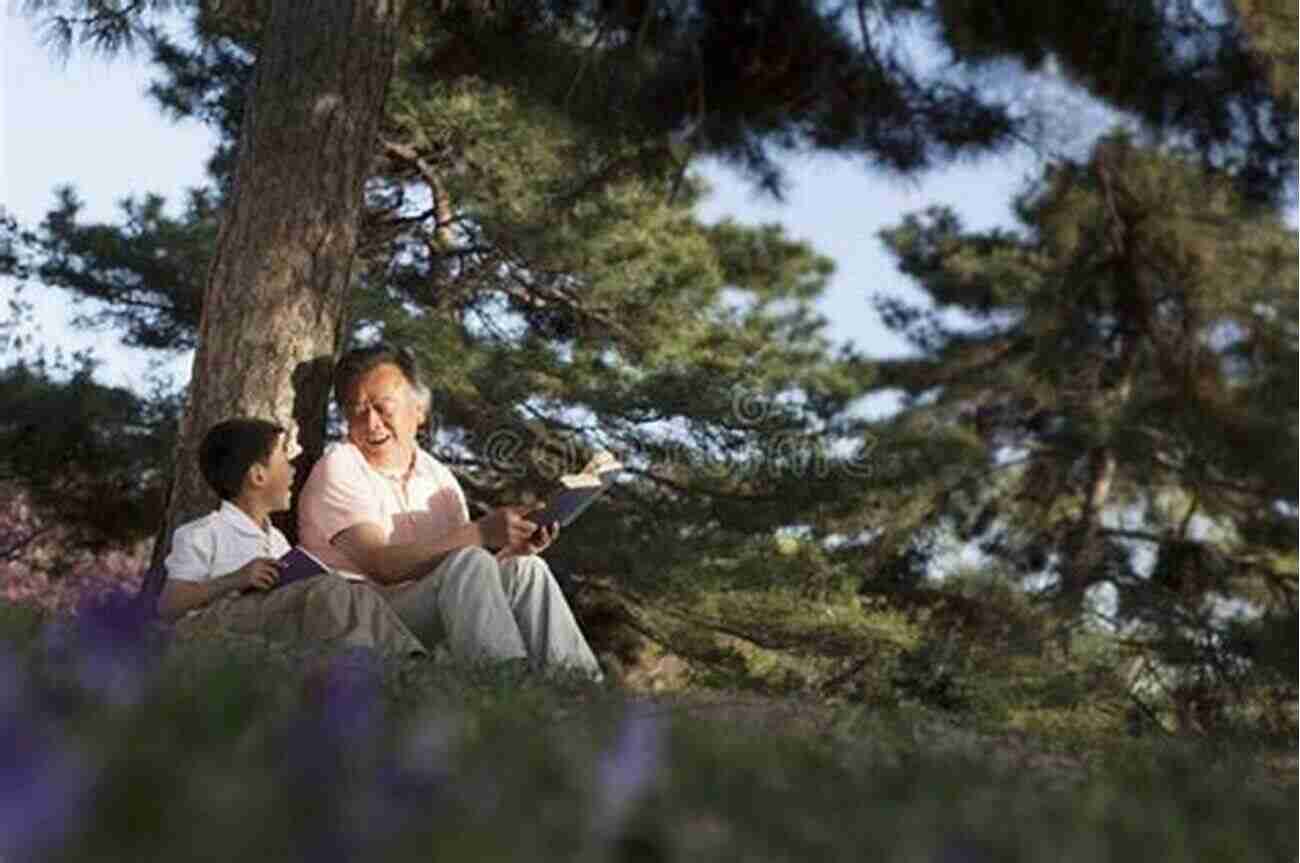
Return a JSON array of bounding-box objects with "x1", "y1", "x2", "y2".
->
[
  {"x1": 173, "y1": 508, "x2": 224, "y2": 540},
  {"x1": 165, "y1": 509, "x2": 225, "y2": 570},
  {"x1": 172, "y1": 504, "x2": 264, "y2": 547}
]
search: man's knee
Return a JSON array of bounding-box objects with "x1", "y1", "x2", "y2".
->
[
  {"x1": 441, "y1": 546, "x2": 498, "y2": 578},
  {"x1": 501, "y1": 554, "x2": 552, "y2": 589},
  {"x1": 435, "y1": 547, "x2": 506, "y2": 602}
]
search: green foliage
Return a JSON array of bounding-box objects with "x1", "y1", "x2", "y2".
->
[
  {"x1": 0, "y1": 357, "x2": 178, "y2": 547},
  {"x1": 1233, "y1": 0, "x2": 1299, "y2": 101},
  {"x1": 7, "y1": 0, "x2": 1296, "y2": 779},
  {"x1": 12, "y1": 0, "x2": 1294, "y2": 597},
  {"x1": 0, "y1": 208, "x2": 32, "y2": 283},
  {"x1": 416, "y1": 0, "x2": 1021, "y2": 194},
  {"x1": 0, "y1": 600, "x2": 46, "y2": 644},
  {"x1": 13, "y1": 13, "x2": 889, "y2": 592},
  {"x1": 33, "y1": 185, "x2": 215, "y2": 349},
  {"x1": 934, "y1": 0, "x2": 1296, "y2": 204},
  {"x1": 868, "y1": 134, "x2": 1297, "y2": 736},
  {"x1": 28, "y1": 1, "x2": 1295, "y2": 201}
]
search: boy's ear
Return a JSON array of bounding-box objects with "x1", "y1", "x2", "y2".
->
[{"x1": 246, "y1": 462, "x2": 268, "y2": 489}]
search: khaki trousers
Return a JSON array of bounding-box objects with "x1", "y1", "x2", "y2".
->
[
  {"x1": 175, "y1": 573, "x2": 426, "y2": 657},
  {"x1": 380, "y1": 548, "x2": 602, "y2": 680}
]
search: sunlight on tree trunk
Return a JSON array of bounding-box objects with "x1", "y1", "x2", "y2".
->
[{"x1": 153, "y1": 0, "x2": 407, "y2": 566}]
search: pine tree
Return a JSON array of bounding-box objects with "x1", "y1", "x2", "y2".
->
[
  {"x1": 933, "y1": 0, "x2": 1297, "y2": 204},
  {"x1": 15, "y1": 0, "x2": 1295, "y2": 618},
  {"x1": 22, "y1": 60, "x2": 883, "y2": 594},
  {"x1": 870, "y1": 134, "x2": 1297, "y2": 730},
  {"x1": 22, "y1": 0, "x2": 1292, "y2": 546}
]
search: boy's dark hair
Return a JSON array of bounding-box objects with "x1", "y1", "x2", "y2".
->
[
  {"x1": 333, "y1": 342, "x2": 428, "y2": 410},
  {"x1": 199, "y1": 418, "x2": 285, "y2": 501}
]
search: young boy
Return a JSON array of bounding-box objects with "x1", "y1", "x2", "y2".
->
[
  {"x1": 159, "y1": 418, "x2": 297, "y2": 617},
  {"x1": 158, "y1": 417, "x2": 425, "y2": 656}
]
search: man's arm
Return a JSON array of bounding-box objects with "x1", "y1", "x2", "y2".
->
[
  {"x1": 331, "y1": 521, "x2": 482, "y2": 585},
  {"x1": 156, "y1": 558, "x2": 280, "y2": 621},
  {"x1": 332, "y1": 507, "x2": 539, "y2": 585}
]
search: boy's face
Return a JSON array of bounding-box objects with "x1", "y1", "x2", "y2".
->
[{"x1": 256, "y1": 430, "x2": 300, "y2": 511}]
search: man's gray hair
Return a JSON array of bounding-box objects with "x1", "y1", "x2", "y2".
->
[{"x1": 333, "y1": 343, "x2": 430, "y2": 414}]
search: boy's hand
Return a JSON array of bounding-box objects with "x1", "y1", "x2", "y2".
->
[{"x1": 237, "y1": 557, "x2": 280, "y2": 592}]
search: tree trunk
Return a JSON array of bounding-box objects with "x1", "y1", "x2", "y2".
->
[
  {"x1": 148, "y1": 0, "x2": 407, "y2": 578},
  {"x1": 1057, "y1": 157, "x2": 1146, "y2": 616}
]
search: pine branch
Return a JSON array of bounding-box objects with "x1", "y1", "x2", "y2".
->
[{"x1": 380, "y1": 138, "x2": 457, "y2": 250}]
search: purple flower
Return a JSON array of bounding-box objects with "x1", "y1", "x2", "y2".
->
[
  {"x1": 347, "y1": 713, "x2": 463, "y2": 849},
  {"x1": 310, "y1": 647, "x2": 385, "y2": 741},
  {"x1": 391, "y1": 712, "x2": 460, "y2": 791},
  {"x1": 270, "y1": 648, "x2": 390, "y2": 862},
  {"x1": 0, "y1": 649, "x2": 100, "y2": 860},
  {"x1": 281, "y1": 647, "x2": 387, "y2": 790},
  {"x1": 0, "y1": 649, "x2": 24, "y2": 717},
  {"x1": 69, "y1": 589, "x2": 159, "y2": 707},
  {"x1": 74, "y1": 589, "x2": 154, "y2": 646},
  {"x1": 593, "y1": 703, "x2": 665, "y2": 837}
]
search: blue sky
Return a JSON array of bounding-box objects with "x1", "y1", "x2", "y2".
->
[{"x1": 2, "y1": 10, "x2": 1042, "y2": 395}]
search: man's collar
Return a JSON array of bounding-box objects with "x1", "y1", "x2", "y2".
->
[
  {"x1": 348, "y1": 441, "x2": 438, "y2": 480},
  {"x1": 410, "y1": 447, "x2": 439, "y2": 478}
]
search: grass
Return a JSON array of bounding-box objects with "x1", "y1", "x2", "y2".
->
[{"x1": 1, "y1": 599, "x2": 1295, "y2": 863}]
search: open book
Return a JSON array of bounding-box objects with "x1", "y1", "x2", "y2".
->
[{"x1": 530, "y1": 450, "x2": 622, "y2": 534}]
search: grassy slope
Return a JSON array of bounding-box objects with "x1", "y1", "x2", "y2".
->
[{"x1": 2, "y1": 598, "x2": 1294, "y2": 863}]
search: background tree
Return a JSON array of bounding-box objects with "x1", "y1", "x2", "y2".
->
[
  {"x1": 26, "y1": 0, "x2": 410, "y2": 566},
  {"x1": 18, "y1": 0, "x2": 1031, "y2": 581},
  {"x1": 24, "y1": 36, "x2": 883, "y2": 596},
  {"x1": 1, "y1": 210, "x2": 175, "y2": 578},
  {"x1": 11, "y1": 0, "x2": 1295, "y2": 713},
  {"x1": 933, "y1": 0, "x2": 1297, "y2": 205},
  {"x1": 31, "y1": 0, "x2": 1295, "y2": 556},
  {"x1": 865, "y1": 134, "x2": 1297, "y2": 731}
]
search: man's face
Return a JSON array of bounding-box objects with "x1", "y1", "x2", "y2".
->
[{"x1": 343, "y1": 363, "x2": 425, "y2": 471}]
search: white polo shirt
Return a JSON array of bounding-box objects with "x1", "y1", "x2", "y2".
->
[
  {"x1": 297, "y1": 442, "x2": 470, "y2": 573},
  {"x1": 164, "y1": 500, "x2": 291, "y2": 583}
]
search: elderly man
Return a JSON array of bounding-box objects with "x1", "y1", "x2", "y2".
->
[{"x1": 297, "y1": 343, "x2": 603, "y2": 680}]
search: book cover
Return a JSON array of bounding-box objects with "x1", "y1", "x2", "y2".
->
[
  {"x1": 274, "y1": 545, "x2": 330, "y2": 588},
  {"x1": 531, "y1": 451, "x2": 622, "y2": 531}
]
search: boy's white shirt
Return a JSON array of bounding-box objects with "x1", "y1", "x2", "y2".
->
[{"x1": 164, "y1": 500, "x2": 291, "y2": 583}]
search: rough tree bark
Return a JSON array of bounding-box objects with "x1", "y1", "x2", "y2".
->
[{"x1": 148, "y1": 0, "x2": 407, "y2": 576}]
